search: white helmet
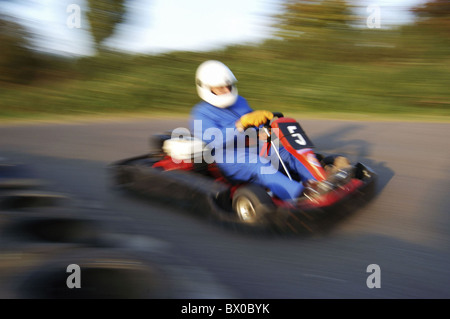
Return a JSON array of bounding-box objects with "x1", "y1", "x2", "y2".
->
[{"x1": 195, "y1": 60, "x2": 238, "y2": 108}]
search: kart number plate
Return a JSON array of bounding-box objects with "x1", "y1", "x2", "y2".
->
[{"x1": 276, "y1": 122, "x2": 314, "y2": 150}]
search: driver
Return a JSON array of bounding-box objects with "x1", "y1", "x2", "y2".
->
[{"x1": 189, "y1": 60, "x2": 317, "y2": 201}]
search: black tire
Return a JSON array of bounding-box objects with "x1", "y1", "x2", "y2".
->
[
  {"x1": 231, "y1": 185, "x2": 274, "y2": 226},
  {"x1": 11, "y1": 248, "x2": 172, "y2": 299}
]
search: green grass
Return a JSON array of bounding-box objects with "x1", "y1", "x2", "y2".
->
[{"x1": 1, "y1": 47, "x2": 449, "y2": 123}]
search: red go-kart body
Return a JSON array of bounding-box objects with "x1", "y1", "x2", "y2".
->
[{"x1": 109, "y1": 114, "x2": 376, "y2": 233}]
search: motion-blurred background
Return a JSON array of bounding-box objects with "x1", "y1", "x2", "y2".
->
[
  {"x1": 1, "y1": 0, "x2": 449, "y2": 120},
  {"x1": 1, "y1": 1, "x2": 450, "y2": 300}
]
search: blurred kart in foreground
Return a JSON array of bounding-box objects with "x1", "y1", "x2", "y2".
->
[{"x1": 109, "y1": 113, "x2": 376, "y2": 233}]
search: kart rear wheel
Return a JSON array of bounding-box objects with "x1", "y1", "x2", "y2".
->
[{"x1": 232, "y1": 185, "x2": 274, "y2": 225}]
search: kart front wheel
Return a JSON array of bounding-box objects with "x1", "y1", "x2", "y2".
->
[{"x1": 232, "y1": 185, "x2": 274, "y2": 225}]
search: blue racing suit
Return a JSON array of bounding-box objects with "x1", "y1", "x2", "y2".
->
[{"x1": 189, "y1": 96, "x2": 315, "y2": 200}]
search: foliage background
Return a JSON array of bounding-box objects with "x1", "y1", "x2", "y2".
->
[{"x1": 0, "y1": 0, "x2": 449, "y2": 121}]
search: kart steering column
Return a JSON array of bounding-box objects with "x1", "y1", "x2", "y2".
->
[{"x1": 262, "y1": 115, "x2": 293, "y2": 181}]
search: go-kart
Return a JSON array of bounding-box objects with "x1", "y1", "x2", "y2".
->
[{"x1": 109, "y1": 113, "x2": 376, "y2": 233}]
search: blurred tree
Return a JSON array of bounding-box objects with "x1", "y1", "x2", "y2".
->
[
  {"x1": 412, "y1": 0, "x2": 450, "y2": 38},
  {"x1": 86, "y1": 0, "x2": 126, "y2": 51},
  {"x1": 0, "y1": 14, "x2": 39, "y2": 84},
  {"x1": 273, "y1": 0, "x2": 359, "y2": 60},
  {"x1": 275, "y1": 0, "x2": 356, "y2": 40},
  {"x1": 278, "y1": 0, "x2": 351, "y2": 39}
]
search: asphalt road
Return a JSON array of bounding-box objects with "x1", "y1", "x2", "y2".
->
[{"x1": 0, "y1": 116, "x2": 449, "y2": 299}]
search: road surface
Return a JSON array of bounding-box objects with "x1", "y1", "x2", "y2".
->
[{"x1": 0, "y1": 116, "x2": 449, "y2": 299}]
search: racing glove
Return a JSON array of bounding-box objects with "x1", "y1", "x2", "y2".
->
[{"x1": 236, "y1": 110, "x2": 273, "y2": 132}]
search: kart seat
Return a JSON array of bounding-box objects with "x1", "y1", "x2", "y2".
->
[{"x1": 162, "y1": 136, "x2": 208, "y2": 172}]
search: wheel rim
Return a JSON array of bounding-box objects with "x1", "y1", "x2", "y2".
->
[{"x1": 235, "y1": 197, "x2": 257, "y2": 223}]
